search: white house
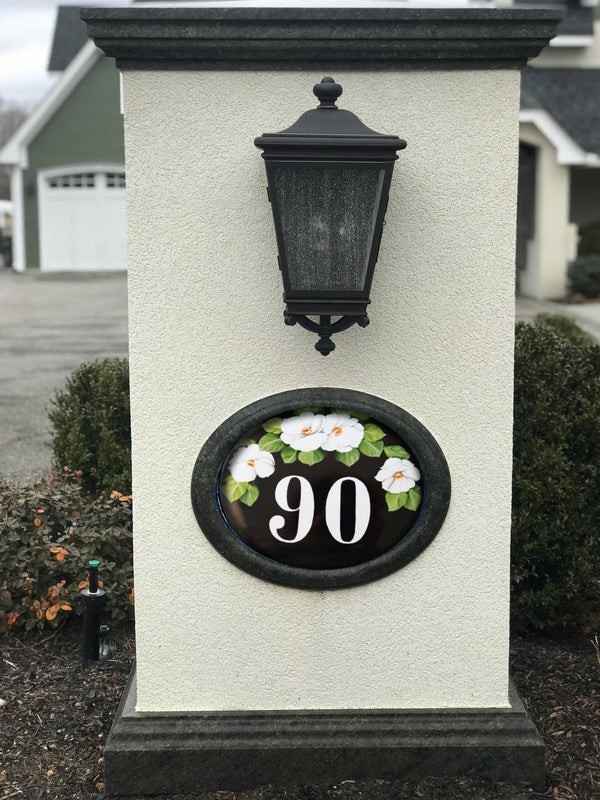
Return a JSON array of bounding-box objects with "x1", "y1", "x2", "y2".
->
[
  {"x1": 514, "y1": 0, "x2": 600, "y2": 299},
  {"x1": 0, "y1": 6, "x2": 125, "y2": 273}
]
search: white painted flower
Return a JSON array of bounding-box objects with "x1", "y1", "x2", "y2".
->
[
  {"x1": 228, "y1": 443, "x2": 275, "y2": 482},
  {"x1": 321, "y1": 412, "x2": 364, "y2": 453},
  {"x1": 280, "y1": 411, "x2": 327, "y2": 452},
  {"x1": 375, "y1": 458, "x2": 421, "y2": 494}
]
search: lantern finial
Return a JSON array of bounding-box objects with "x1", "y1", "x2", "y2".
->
[{"x1": 313, "y1": 77, "x2": 342, "y2": 109}]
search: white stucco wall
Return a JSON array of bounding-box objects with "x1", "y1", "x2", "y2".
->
[
  {"x1": 122, "y1": 69, "x2": 520, "y2": 713},
  {"x1": 519, "y1": 121, "x2": 577, "y2": 299}
]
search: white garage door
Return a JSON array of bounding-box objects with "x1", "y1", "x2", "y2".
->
[{"x1": 38, "y1": 168, "x2": 126, "y2": 272}]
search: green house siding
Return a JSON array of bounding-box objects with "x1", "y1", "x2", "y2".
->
[{"x1": 24, "y1": 56, "x2": 124, "y2": 269}]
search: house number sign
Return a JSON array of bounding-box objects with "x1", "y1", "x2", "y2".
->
[{"x1": 191, "y1": 389, "x2": 451, "y2": 590}]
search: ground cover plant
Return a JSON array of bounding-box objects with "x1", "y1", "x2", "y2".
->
[
  {"x1": 512, "y1": 319, "x2": 600, "y2": 631},
  {"x1": 49, "y1": 358, "x2": 131, "y2": 496},
  {"x1": 0, "y1": 469, "x2": 133, "y2": 635}
]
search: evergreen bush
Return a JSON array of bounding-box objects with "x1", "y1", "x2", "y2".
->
[
  {"x1": 568, "y1": 255, "x2": 600, "y2": 299},
  {"x1": 512, "y1": 320, "x2": 600, "y2": 631},
  {"x1": 578, "y1": 220, "x2": 600, "y2": 258},
  {"x1": 535, "y1": 313, "x2": 594, "y2": 345},
  {"x1": 49, "y1": 358, "x2": 131, "y2": 496}
]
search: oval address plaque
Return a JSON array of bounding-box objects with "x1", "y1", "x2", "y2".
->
[{"x1": 191, "y1": 389, "x2": 450, "y2": 590}]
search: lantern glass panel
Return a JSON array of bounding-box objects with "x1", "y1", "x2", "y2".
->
[{"x1": 269, "y1": 163, "x2": 386, "y2": 294}]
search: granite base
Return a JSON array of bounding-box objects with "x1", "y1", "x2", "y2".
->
[{"x1": 105, "y1": 667, "x2": 545, "y2": 796}]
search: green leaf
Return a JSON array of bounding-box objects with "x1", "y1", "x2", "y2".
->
[
  {"x1": 332, "y1": 408, "x2": 370, "y2": 421},
  {"x1": 363, "y1": 423, "x2": 385, "y2": 442},
  {"x1": 258, "y1": 433, "x2": 285, "y2": 453},
  {"x1": 386, "y1": 491, "x2": 407, "y2": 512},
  {"x1": 262, "y1": 417, "x2": 283, "y2": 434},
  {"x1": 240, "y1": 483, "x2": 259, "y2": 507},
  {"x1": 298, "y1": 448, "x2": 325, "y2": 466},
  {"x1": 221, "y1": 476, "x2": 248, "y2": 503},
  {"x1": 293, "y1": 407, "x2": 325, "y2": 415},
  {"x1": 280, "y1": 446, "x2": 298, "y2": 464},
  {"x1": 240, "y1": 438, "x2": 255, "y2": 447},
  {"x1": 335, "y1": 448, "x2": 360, "y2": 467},
  {"x1": 406, "y1": 487, "x2": 422, "y2": 511},
  {"x1": 384, "y1": 445, "x2": 410, "y2": 459},
  {"x1": 358, "y1": 438, "x2": 384, "y2": 458}
]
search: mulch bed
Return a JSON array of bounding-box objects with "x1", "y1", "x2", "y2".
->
[{"x1": 1, "y1": 624, "x2": 599, "y2": 800}]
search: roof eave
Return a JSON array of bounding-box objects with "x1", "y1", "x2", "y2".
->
[
  {"x1": 520, "y1": 107, "x2": 600, "y2": 167},
  {"x1": 0, "y1": 41, "x2": 100, "y2": 169}
]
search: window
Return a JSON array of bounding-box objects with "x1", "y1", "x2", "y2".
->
[
  {"x1": 106, "y1": 172, "x2": 126, "y2": 188},
  {"x1": 47, "y1": 173, "x2": 95, "y2": 189}
]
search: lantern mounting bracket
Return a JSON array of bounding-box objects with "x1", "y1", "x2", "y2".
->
[{"x1": 284, "y1": 312, "x2": 370, "y2": 356}]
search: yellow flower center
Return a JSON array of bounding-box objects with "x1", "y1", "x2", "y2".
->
[
  {"x1": 333, "y1": 427, "x2": 343, "y2": 437},
  {"x1": 246, "y1": 459, "x2": 255, "y2": 467},
  {"x1": 301, "y1": 426, "x2": 312, "y2": 436},
  {"x1": 393, "y1": 471, "x2": 404, "y2": 480}
]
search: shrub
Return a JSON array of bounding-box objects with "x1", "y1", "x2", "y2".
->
[
  {"x1": 568, "y1": 255, "x2": 600, "y2": 299},
  {"x1": 535, "y1": 313, "x2": 594, "y2": 345},
  {"x1": 578, "y1": 220, "x2": 600, "y2": 258},
  {"x1": 512, "y1": 320, "x2": 600, "y2": 631},
  {"x1": 0, "y1": 469, "x2": 133, "y2": 633},
  {"x1": 49, "y1": 358, "x2": 131, "y2": 496}
]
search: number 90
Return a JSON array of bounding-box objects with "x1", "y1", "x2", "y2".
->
[{"x1": 269, "y1": 475, "x2": 371, "y2": 545}]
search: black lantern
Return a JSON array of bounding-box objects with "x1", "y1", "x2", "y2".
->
[{"x1": 255, "y1": 77, "x2": 406, "y2": 355}]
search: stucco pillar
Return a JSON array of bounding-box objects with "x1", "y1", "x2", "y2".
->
[{"x1": 84, "y1": 6, "x2": 559, "y2": 796}]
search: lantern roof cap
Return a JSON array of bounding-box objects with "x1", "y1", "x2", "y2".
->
[{"x1": 254, "y1": 77, "x2": 407, "y2": 152}]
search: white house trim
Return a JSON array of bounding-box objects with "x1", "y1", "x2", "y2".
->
[
  {"x1": 519, "y1": 108, "x2": 600, "y2": 167},
  {"x1": 0, "y1": 41, "x2": 101, "y2": 169},
  {"x1": 37, "y1": 163, "x2": 125, "y2": 181},
  {"x1": 550, "y1": 34, "x2": 595, "y2": 48},
  {"x1": 9, "y1": 168, "x2": 26, "y2": 273}
]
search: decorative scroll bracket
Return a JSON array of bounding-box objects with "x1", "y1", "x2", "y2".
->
[{"x1": 284, "y1": 312, "x2": 370, "y2": 355}]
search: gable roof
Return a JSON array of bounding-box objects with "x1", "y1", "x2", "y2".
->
[
  {"x1": 48, "y1": 6, "x2": 89, "y2": 71},
  {"x1": 522, "y1": 68, "x2": 600, "y2": 157},
  {"x1": 0, "y1": 41, "x2": 101, "y2": 168}
]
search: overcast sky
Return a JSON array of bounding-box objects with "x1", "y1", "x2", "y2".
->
[{"x1": 0, "y1": 0, "x2": 124, "y2": 107}]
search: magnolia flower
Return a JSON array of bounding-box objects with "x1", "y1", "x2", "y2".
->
[
  {"x1": 321, "y1": 412, "x2": 364, "y2": 453},
  {"x1": 229, "y1": 443, "x2": 275, "y2": 482},
  {"x1": 375, "y1": 457, "x2": 421, "y2": 494},
  {"x1": 280, "y1": 412, "x2": 327, "y2": 452}
]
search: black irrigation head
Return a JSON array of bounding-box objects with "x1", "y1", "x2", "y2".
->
[{"x1": 81, "y1": 559, "x2": 107, "y2": 668}]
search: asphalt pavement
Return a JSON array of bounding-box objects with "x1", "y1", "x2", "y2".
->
[{"x1": 0, "y1": 270, "x2": 128, "y2": 481}]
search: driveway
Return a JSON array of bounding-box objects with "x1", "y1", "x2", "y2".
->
[{"x1": 0, "y1": 270, "x2": 128, "y2": 481}]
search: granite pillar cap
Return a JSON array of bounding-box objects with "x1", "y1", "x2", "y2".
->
[{"x1": 81, "y1": 7, "x2": 562, "y2": 71}]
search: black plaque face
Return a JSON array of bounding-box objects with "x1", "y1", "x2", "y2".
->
[
  {"x1": 218, "y1": 407, "x2": 423, "y2": 570},
  {"x1": 191, "y1": 389, "x2": 451, "y2": 590}
]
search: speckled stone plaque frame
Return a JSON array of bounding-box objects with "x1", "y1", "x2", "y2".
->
[{"x1": 191, "y1": 388, "x2": 451, "y2": 590}]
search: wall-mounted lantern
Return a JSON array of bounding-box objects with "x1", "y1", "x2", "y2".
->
[{"x1": 255, "y1": 77, "x2": 406, "y2": 355}]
